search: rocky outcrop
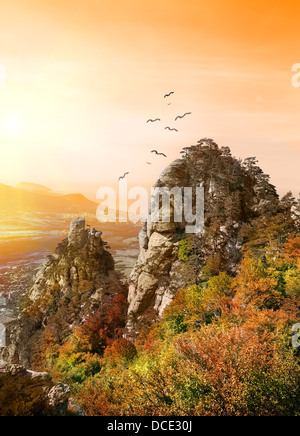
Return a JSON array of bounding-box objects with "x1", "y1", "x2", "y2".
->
[
  {"x1": 27, "y1": 217, "x2": 117, "y2": 306},
  {"x1": 1, "y1": 218, "x2": 124, "y2": 368},
  {"x1": 126, "y1": 139, "x2": 279, "y2": 334},
  {"x1": 0, "y1": 315, "x2": 38, "y2": 370},
  {"x1": 0, "y1": 363, "x2": 70, "y2": 416}
]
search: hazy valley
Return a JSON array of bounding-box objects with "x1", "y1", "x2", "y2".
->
[{"x1": 0, "y1": 183, "x2": 140, "y2": 320}]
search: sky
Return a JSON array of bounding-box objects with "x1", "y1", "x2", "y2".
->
[{"x1": 0, "y1": 0, "x2": 299, "y2": 200}]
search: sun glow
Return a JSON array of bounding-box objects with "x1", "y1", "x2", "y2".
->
[
  {"x1": 0, "y1": 0, "x2": 299, "y2": 197},
  {"x1": 0, "y1": 111, "x2": 23, "y2": 136},
  {"x1": 4, "y1": 116, "x2": 22, "y2": 134}
]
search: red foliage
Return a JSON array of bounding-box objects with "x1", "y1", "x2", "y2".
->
[
  {"x1": 104, "y1": 338, "x2": 137, "y2": 362},
  {"x1": 76, "y1": 291, "x2": 127, "y2": 355}
]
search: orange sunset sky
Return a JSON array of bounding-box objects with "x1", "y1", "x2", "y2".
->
[{"x1": 0, "y1": 0, "x2": 299, "y2": 200}]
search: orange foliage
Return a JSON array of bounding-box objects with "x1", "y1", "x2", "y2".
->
[
  {"x1": 175, "y1": 325, "x2": 299, "y2": 415},
  {"x1": 283, "y1": 236, "x2": 300, "y2": 260},
  {"x1": 233, "y1": 255, "x2": 282, "y2": 309}
]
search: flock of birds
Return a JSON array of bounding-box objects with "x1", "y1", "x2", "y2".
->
[{"x1": 118, "y1": 91, "x2": 192, "y2": 182}]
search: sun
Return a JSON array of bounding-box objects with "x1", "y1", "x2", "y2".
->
[
  {"x1": 6, "y1": 116, "x2": 21, "y2": 133},
  {"x1": 2, "y1": 115, "x2": 22, "y2": 135}
]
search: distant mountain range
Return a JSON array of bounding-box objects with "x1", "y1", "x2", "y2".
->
[
  {"x1": 0, "y1": 182, "x2": 98, "y2": 214},
  {"x1": 16, "y1": 182, "x2": 54, "y2": 194}
]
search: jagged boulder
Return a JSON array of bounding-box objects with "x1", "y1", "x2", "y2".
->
[
  {"x1": 126, "y1": 140, "x2": 279, "y2": 334},
  {"x1": 0, "y1": 363, "x2": 70, "y2": 416}
]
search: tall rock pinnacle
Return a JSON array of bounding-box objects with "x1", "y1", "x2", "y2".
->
[{"x1": 126, "y1": 139, "x2": 279, "y2": 335}]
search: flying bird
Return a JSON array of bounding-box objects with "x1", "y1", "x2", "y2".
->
[
  {"x1": 147, "y1": 118, "x2": 161, "y2": 123},
  {"x1": 175, "y1": 112, "x2": 192, "y2": 121},
  {"x1": 164, "y1": 92, "x2": 174, "y2": 98},
  {"x1": 165, "y1": 127, "x2": 178, "y2": 132},
  {"x1": 151, "y1": 150, "x2": 167, "y2": 157},
  {"x1": 147, "y1": 162, "x2": 152, "y2": 165},
  {"x1": 118, "y1": 172, "x2": 129, "y2": 181}
]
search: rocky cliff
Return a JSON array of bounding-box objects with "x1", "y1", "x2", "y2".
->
[
  {"x1": 1, "y1": 218, "x2": 125, "y2": 368},
  {"x1": 1, "y1": 141, "x2": 281, "y2": 362},
  {"x1": 126, "y1": 139, "x2": 279, "y2": 334},
  {"x1": 0, "y1": 363, "x2": 71, "y2": 416}
]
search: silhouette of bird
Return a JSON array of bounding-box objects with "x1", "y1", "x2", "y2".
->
[
  {"x1": 147, "y1": 162, "x2": 152, "y2": 165},
  {"x1": 118, "y1": 172, "x2": 129, "y2": 181},
  {"x1": 175, "y1": 112, "x2": 192, "y2": 121},
  {"x1": 151, "y1": 150, "x2": 167, "y2": 157},
  {"x1": 165, "y1": 127, "x2": 178, "y2": 132},
  {"x1": 147, "y1": 118, "x2": 161, "y2": 123},
  {"x1": 164, "y1": 92, "x2": 174, "y2": 98}
]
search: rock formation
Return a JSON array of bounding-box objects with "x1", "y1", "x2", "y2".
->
[
  {"x1": 0, "y1": 363, "x2": 71, "y2": 416},
  {"x1": 26, "y1": 217, "x2": 118, "y2": 307},
  {"x1": 1, "y1": 218, "x2": 124, "y2": 368},
  {"x1": 126, "y1": 139, "x2": 279, "y2": 334},
  {"x1": 0, "y1": 139, "x2": 285, "y2": 415}
]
